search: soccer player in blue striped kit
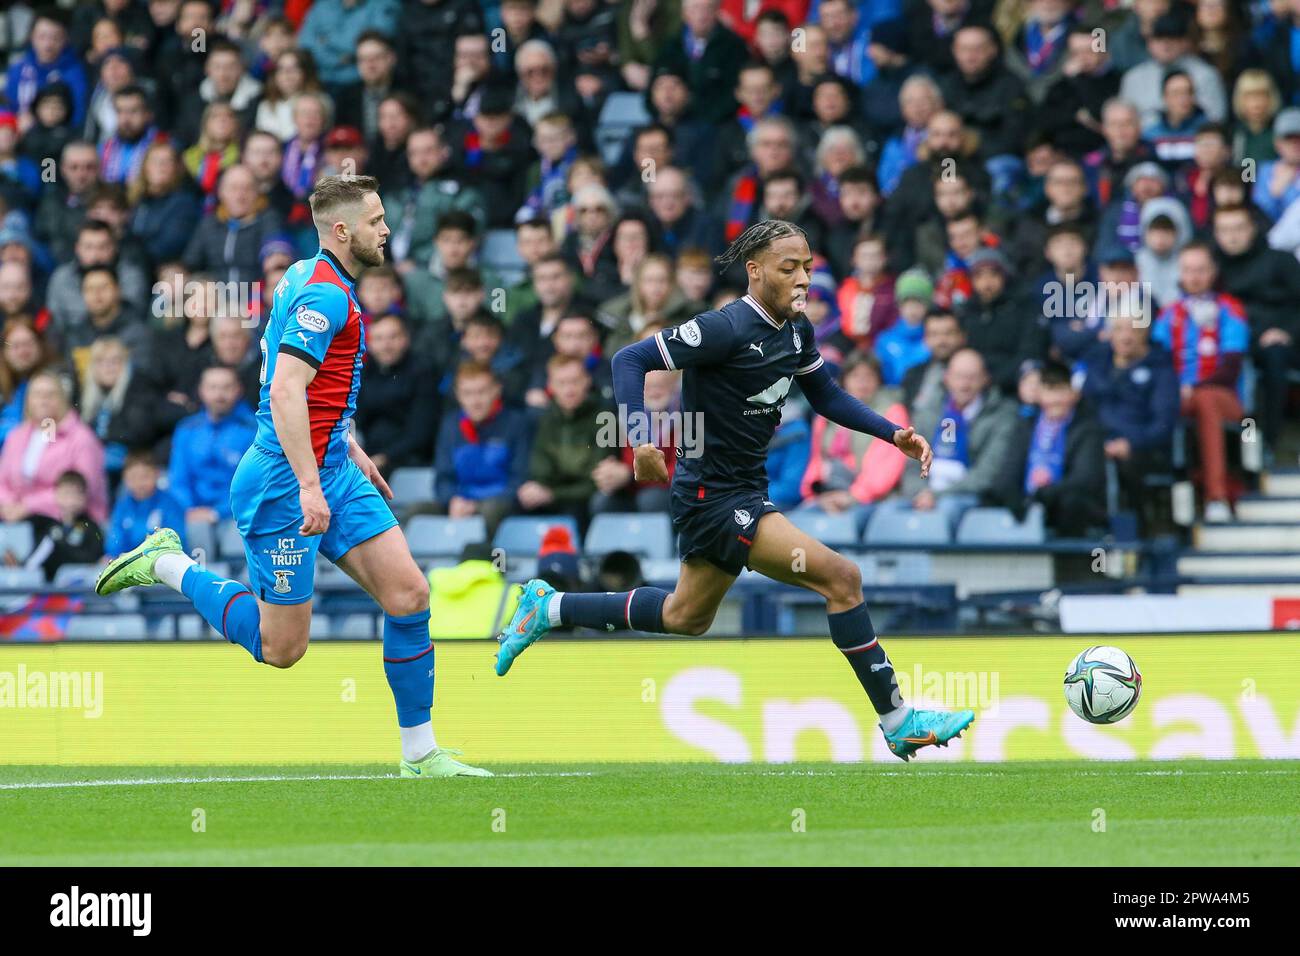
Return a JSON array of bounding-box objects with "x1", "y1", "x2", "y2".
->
[
  {"x1": 95, "y1": 175, "x2": 489, "y2": 777},
  {"x1": 496, "y1": 221, "x2": 975, "y2": 760}
]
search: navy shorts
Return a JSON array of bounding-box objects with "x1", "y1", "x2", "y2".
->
[{"x1": 668, "y1": 481, "x2": 781, "y2": 577}]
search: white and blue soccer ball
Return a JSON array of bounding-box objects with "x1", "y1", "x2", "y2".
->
[{"x1": 1064, "y1": 645, "x2": 1143, "y2": 724}]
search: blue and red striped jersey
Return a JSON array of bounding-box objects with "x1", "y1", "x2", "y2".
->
[
  {"x1": 253, "y1": 248, "x2": 366, "y2": 467},
  {"x1": 1151, "y1": 294, "x2": 1249, "y2": 396}
]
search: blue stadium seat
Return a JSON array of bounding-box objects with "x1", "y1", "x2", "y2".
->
[
  {"x1": 584, "y1": 512, "x2": 674, "y2": 559},
  {"x1": 0, "y1": 521, "x2": 33, "y2": 559},
  {"x1": 64, "y1": 614, "x2": 149, "y2": 639},
  {"x1": 480, "y1": 228, "x2": 526, "y2": 285},
  {"x1": 864, "y1": 508, "x2": 952, "y2": 546},
  {"x1": 389, "y1": 467, "x2": 435, "y2": 508},
  {"x1": 331, "y1": 613, "x2": 381, "y2": 638},
  {"x1": 955, "y1": 506, "x2": 1047, "y2": 545},
  {"x1": 405, "y1": 514, "x2": 486, "y2": 558},
  {"x1": 595, "y1": 92, "x2": 650, "y2": 165},
  {"x1": 788, "y1": 509, "x2": 860, "y2": 549},
  {"x1": 53, "y1": 564, "x2": 104, "y2": 588},
  {"x1": 186, "y1": 519, "x2": 218, "y2": 563},
  {"x1": 0, "y1": 567, "x2": 44, "y2": 589},
  {"x1": 492, "y1": 515, "x2": 580, "y2": 557},
  {"x1": 217, "y1": 519, "x2": 244, "y2": 559}
]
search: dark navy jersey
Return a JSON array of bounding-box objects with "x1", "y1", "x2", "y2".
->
[{"x1": 654, "y1": 294, "x2": 824, "y2": 492}]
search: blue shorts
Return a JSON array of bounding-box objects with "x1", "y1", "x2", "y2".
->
[{"x1": 229, "y1": 444, "x2": 398, "y2": 604}]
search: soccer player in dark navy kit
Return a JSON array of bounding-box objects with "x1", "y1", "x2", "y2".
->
[
  {"x1": 496, "y1": 221, "x2": 975, "y2": 760},
  {"x1": 95, "y1": 175, "x2": 489, "y2": 777}
]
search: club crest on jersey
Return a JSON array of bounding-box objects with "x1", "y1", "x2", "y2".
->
[
  {"x1": 734, "y1": 508, "x2": 752, "y2": 526},
  {"x1": 272, "y1": 569, "x2": 294, "y2": 594},
  {"x1": 678, "y1": 318, "x2": 702, "y2": 347},
  {"x1": 792, "y1": 329, "x2": 801, "y2": 351},
  {"x1": 295, "y1": 306, "x2": 329, "y2": 333}
]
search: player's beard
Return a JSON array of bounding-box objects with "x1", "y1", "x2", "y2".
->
[{"x1": 350, "y1": 233, "x2": 385, "y2": 268}]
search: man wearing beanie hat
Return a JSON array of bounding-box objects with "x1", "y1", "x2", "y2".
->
[
  {"x1": 447, "y1": 79, "x2": 535, "y2": 229},
  {"x1": 960, "y1": 247, "x2": 1036, "y2": 395}
]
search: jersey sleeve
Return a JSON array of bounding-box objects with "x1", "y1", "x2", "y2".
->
[
  {"x1": 277, "y1": 282, "x2": 349, "y2": 369},
  {"x1": 793, "y1": 315, "x2": 825, "y2": 376},
  {"x1": 652, "y1": 310, "x2": 735, "y2": 370}
]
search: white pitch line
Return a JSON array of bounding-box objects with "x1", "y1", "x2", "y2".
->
[
  {"x1": 2, "y1": 766, "x2": 1296, "y2": 791},
  {"x1": 0, "y1": 771, "x2": 596, "y2": 791}
]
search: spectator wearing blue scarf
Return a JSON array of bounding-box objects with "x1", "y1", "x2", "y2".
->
[{"x1": 992, "y1": 360, "x2": 1107, "y2": 536}]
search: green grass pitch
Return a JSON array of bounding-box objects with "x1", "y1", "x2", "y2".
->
[{"x1": 2, "y1": 760, "x2": 1297, "y2": 865}]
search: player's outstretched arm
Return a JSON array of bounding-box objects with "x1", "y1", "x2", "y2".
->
[
  {"x1": 798, "y1": 363, "x2": 932, "y2": 478},
  {"x1": 611, "y1": 337, "x2": 668, "y2": 449},
  {"x1": 269, "y1": 352, "x2": 331, "y2": 535}
]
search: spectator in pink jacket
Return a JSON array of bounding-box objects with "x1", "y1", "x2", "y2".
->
[
  {"x1": 0, "y1": 369, "x2": 108, "y2": 524},
  {"x1": 798, "y1": 351, "x2": 909, "y2": 536}
]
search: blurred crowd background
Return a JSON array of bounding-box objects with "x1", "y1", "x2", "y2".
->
[{"x1": 0, "y1": 0, "x2": 1296, "y2": 587}]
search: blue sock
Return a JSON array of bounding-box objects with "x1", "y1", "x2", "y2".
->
[
  {"x1": 182, "y1": 566, "x2": 263, "y2": 663},
  {"x1": 827, "y1": 603, "x2": 904, "y2": 716},
  {"x1": 382, "y1": 610, "x2": 434, "y2": 727},
  {"x1": 558, "y1": 588, "x2": 668, "y2": 632}
]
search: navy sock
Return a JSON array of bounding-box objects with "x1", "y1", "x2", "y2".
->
[
  {"x1": 827, "y1": 603, "x2": 904, "y2": 716},
  {"x1": 382, "y1": 610, "x2": 435, "y2": 727},
  {"x1": 182, "y1": 565, "x2": 263, "y2": 663},
  {"x1": 558, "y1": 588, "x2": 668, "y2": 633}
]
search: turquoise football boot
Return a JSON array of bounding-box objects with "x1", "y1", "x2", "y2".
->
[
  {"x1": 882, "y1": 708, "x2": 976, "y2": 761},
  {"x1": 494, "y1": 578, "x2": 555, "y2": 676}
]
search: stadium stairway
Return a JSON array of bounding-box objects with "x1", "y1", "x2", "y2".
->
[{"x1": 1178, "y1": 470, "x2": 1300, "y2": 598}]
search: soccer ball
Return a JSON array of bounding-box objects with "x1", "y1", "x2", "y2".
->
[{"x1": 1064, "y1": 645, "x2": 1142, "y2": 724}]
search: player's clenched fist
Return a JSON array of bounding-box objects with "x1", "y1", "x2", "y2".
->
[
  {"x1": 299, "y1": 484, "x2": 332, "y2": 536},
  {"x1": 633, "y1": 443, "x2": 668, "y2": 483}
]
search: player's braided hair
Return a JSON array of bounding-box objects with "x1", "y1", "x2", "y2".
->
[{"x1": 714, "y1": 219, "x2": 808, "y2": 271}]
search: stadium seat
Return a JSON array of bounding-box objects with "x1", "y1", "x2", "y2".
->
[
  {"x1": 64, "y1": 614, "x2": 149, "y2": 639},
  {"x1": 186, "y1": 519, "x2": 218, "y2": 563},
  {"x1": 331, "y1": 614, "x2": 380, "y2": 638},
  {"x1": 595, "y1": 92, "x2": 649, "y2": 165},
  {"x1": 493, "y1": 515, "x2": 580, "y2": 557},
  {"x1": 217, "y1": 520, "x2": 244, "y2": 559},
  {"x1": 584, "y1": 512, "x2": 674, "y2": 560},
  {"x1": 178, "y1": 616, "x2": 216, "y2": 640},
  {"x1": 0, "y1": 521, "x2": 33, "y2": 559},
  {"x1": 0, "y1": 567, "x2": 44, "y2": 590},
  {"x1": 480, "y1": 228, "x2": 526, "y2": 285},
  {"x1": 955, "y1": 506, "x2": 1047, "y2": 546},
  {"x1": 52, "y1": 564, "x2": 105, "y2": 588},
  {"x1": 388, "y1": 467, "x2": 435, "y2": 509},
  {"x1": 405, "y1": 514, "x2": 486, "y2": 558},
  {"x1": 788, "y1": 510, "x2": 860, "y2": 549},
  {"x1": 864, "y1": 508, "x2": 952, "y2": 546}
]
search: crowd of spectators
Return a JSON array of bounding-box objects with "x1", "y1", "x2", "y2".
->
[{"x1": 0, "y1": 0, "x2": 1298, "y2": 583}]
